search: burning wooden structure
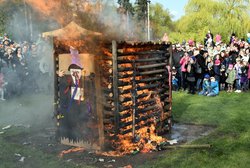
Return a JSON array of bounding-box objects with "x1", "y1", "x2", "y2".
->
[
  {"x1": 101, "y1": 41, "x2": 173, "y2": 153},
  {"x1": 44, "y1": 21, "x2": 173, "y2": 153}
]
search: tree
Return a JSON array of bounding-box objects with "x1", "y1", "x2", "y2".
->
[
  {"x1": 117, "y1": 0, "x2": 134, "y2": 15},
  {"x1": 171, "y1": 0, "x2": 250, "y2": 43},
  {"x1": 149, "y1": 3, "x2": 174, "y2": 41},
  {"x1": 133, "y1": 0, "x2": 148, "y2": 40}
]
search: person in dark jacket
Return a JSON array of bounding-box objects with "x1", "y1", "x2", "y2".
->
[
  {"x1": 172, "y1": 44, "x2": 184, "y2": 89},
  {"x1": 195, "y1": 50, "x2": 208, "y2": 91},
  {"x1": 186, "y1": 57, "x2": 196, "y2": 94}
]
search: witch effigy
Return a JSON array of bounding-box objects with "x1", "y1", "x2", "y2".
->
[{"x1": 56, "y1": 47, "x2": 93, "y2": 142}]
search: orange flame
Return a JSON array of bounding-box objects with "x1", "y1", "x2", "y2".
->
[{"x1": 59, "y1": 147, "x2": 84, "y2": 157}]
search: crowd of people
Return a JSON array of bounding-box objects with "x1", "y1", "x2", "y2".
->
[
  {"x1": 0, "y1": 33, "x2": 53, "y2": 101},
  {"x1": 1, "y1": 31, "x2": 250, "y2": 100},
  {"x1": 172, "y1": 31, "x2": 250, "y2": 96}
]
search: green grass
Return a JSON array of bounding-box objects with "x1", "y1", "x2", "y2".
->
[
  {"x1": 1, "y1": 92, "x2": 250, "y2": 168},
  {"x1": 141, "y1": 91, "x2": 250, "y2": 168}
]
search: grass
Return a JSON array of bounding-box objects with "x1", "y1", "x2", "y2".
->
[
  {"x1": 141, "y1": 91, "x2": 250, "y2": 168},
  {"x1": 1, "y1": 92, "x2": 250, "y2": 168}
]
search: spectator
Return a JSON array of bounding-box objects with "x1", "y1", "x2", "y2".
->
[
  {"x1": 207, "y1": 77, "x2": 219, "y2": 97},
  {"x1": 226, "y1": 64, "x2": 236, "y2": 92},
  {"x1": 172, "y1": 44, "x2": 184, "y2": 89},
  {"x1": 220, "y1": 64, "x2": 227, "y2": 90},
  {"x1": 186, "y1": 57, "x2": 196, "y2": 94},
  {"x1": 179, "y1": 52, "x2": 189, "y2": 91},
  {"x1": 172, "y1": 75, "x2": 179, "y2": 91},
  {"x1": 213, "y1": 54, "x2": 221, "y2": 82},
  {"x1": 195, "y1": 50, "x2": 208, "y2": 91},
  {"x1": 234, "y1": 58, "x2": 242, "y2": 93},
  {"x1": 198, "y1": 74, "x2": 210, "y2": 96},
  {"x1": 240, "y1": 61, "x2": 248, "y2": 91}
]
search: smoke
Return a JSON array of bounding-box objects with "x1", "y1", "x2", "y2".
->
[
  {"x1": 0, "y1": 0, "x2": 140, "y2": 130},
  {"x1": 0, "y1": 1, "x2": 56, "y2": 129}
]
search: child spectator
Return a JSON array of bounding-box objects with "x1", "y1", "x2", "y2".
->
[
  {"x1": 0, "y1": 73, "x2": 7, "y2": 100},
  {"x1": 240, "y1": 61, "x2": 249, "y2": 91},
  {"x1": 172, "y1": 75, "x2": 179, "y2": 91},
  {"x1": 198, "y1": 74, "x2": 210, "y2": 96},
  {"x1": 213, "y1": 54, "x2": 221, "y2": 82},
  {"x1": 220, "y1": 64, "x2": 227, "y2": 90},
  {"x1": 206, "y1": 56, "x2": 214, "y2": 76},
  {"x1": 207, "y1": 76, "x2": 219, "y2": 97},
  {"x1": 234, "y1": 58, "x2": 242, "y2": 93},
  {"x1": 226, "y1": 64, "x2": 236, "y2": 92}
]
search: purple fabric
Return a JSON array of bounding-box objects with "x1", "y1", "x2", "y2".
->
[
  {"x1": 70, "y1": 48, "x2": 82, "y2": 68},
  {"x1": 241, "y1": 76, "x2": 248, "y2": 83},
  {"x1": 87, "y1": 101, "x2": 92, "y2": 115}
]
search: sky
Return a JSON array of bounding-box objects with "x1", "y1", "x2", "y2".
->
[
  {"x1": 129, "y1": 0, "x2": 188, "y2": 21},
  {"x1": 153, "y1": 0, "x2": 188, "y2": 20}
]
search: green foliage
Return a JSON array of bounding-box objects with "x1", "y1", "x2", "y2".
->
[
  {"x1": 149, "y1": 3, "x2": 174, "y2": 41},
  {"x1": 135, "y1": 0, "x2": 148, "y2": 21},
  {"x1": 171, "y1": 0, "x2": 250, "y2": 43},
  {"x1": 117, "y1": 0, "x2": 134, "y2": 15}
]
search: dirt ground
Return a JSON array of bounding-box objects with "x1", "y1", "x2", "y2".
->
[
  {"x1": 0, "y1": 94, "x2": 215, "y2": 168},
  {"x1": 3, "y1": 123, "x2": 214, "y2": 168}
]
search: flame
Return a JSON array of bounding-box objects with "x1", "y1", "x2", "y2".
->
[
  {"x1": 59, "y1": 147, "x2": 84, "y2": 157},
  {"x1": 22, "y1": 0, "x2": 102, "y2": 25},
  {"x1": 101, "y1": 46, "x2": 168, "y2": 156}
]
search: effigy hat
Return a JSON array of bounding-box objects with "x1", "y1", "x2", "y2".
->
[{"x1": 68, "y1": 64, "x2": 83, "y2": 71}]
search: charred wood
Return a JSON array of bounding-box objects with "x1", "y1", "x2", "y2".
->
[
  {"x1": 137, "y1": 83, "x2": 160, "y2": 91},
  {"x1": 118, "y1": 57, "x2": 167, "y2": 64},
  {"x1": 137, "y1": 69, "x2": 167, "y2": 76},
  {"x1": 137, "y1": 76, "x2": 166, "y2": 83},
  {"x1": 137, "y1": 63, "x2": 167, "y2": 69},
  {"x1": 117, "y1": 50, "x2": 166, "y2": 56}
]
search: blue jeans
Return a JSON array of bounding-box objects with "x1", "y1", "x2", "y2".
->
[
  {"x1": 235, "y1": 79, "x2": 241, "y2": 90},
  {"x1": 207, "y1": 92, "x2": 218, "y2": 97},
  {"x1": 198, "y1": 90, "x2": 207, "y2": 96},
  {"x1": 196, "y1": 78, "x2": 202, "y2": 91}
]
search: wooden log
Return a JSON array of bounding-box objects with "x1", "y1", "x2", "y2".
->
[
  {"x1": 138, "y1": 98, "x2": 156, "y2": 106},
  {"x1": 119, "y1": 112, "x2": 131, "y2": 120},
  {"x1": 137, "y1": 63, "x2": 167, "y2": 69},
  {"x1": 117, "y1": 50, "x2": 166, "y2": 56},
  {"x1": 137, "y1": 83, "x2": 160, "y2": 91},
  {"x1": 103, "y1": 105, "x2": 115, "y2": 111},
  {"x1": 137, "y1": 69, "x2": 167, "y2": 76},
  {"x1": 161, "y1": 144, "x2": 212, "y2": 150},
  {"x1": 103, "y1": 118, "x2": 114, "y2": 125},
  {"x1": 118, "y1": 57, "x2": 168, "y2": 64},
  {"x1": 119, "y1": 105, "x2": 132, "y2": 112},
  {"x1": 118, "y1": 81, "x2": 131, "y2": 87},
  {"x1": 120, "y1": 121, "x2": 154, "y2": 135},
  {"x1": 118, "y1": 67, "x2": 134, "y2": 72},
  {"x1": 137, "y1": 105, "x2": 158, "y2": 113},
  {"x1": 103, "y1": 110, "x2": 114, "y2": 117},
  {"x1": 137, "y1": 76, "x2": 166, "y2": 83},
  {"x1": 119, "y1": 88, "x2": 131, "y2": 94},
  {"x1": 112, "y1": 40, "x2": 120, "y2": 135},
  {"x1": 119, "y1": 92, "x2": 149, "y2": 103}
]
